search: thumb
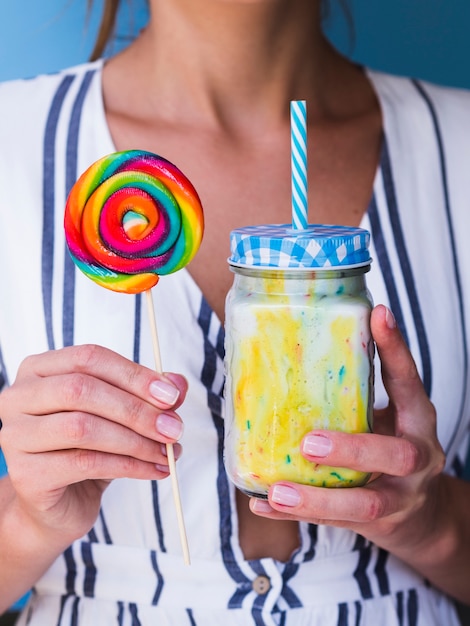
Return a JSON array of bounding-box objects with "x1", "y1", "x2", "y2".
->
[{"x1": 371, "y1": 305, "x2": 430, "y2": 421}]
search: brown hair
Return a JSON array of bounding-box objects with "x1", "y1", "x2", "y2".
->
[{"x1": 88, "y1": 0, "x2": 121, "y2": 61}]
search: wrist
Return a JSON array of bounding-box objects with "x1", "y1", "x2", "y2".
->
[
  {"x1": 0, "y1": 479, "x2": 72, "y2": 613},
  {"x1": 1, "y1": 478, "x2": 80, "y2": 559},
  {"x1": 391, "y1": 474, "x2": 470, "y2": 601},
  {"x1": 409, "y1": 475, "x2": 460, "y2": 567}
]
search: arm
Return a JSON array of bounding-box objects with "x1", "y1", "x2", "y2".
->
[
  {"x1": 0, "y1": 474, "x2": 72, "y2": 614},
  {"x1": 0, "y1": 344, "x2": 187, "y2": 613},
  {"x1": 250, "y1": 304, "x2": 470, "y2": 604}
]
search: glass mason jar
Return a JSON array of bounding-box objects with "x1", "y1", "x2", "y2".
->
[{"x1": 224, "y1": 224, "x2": 374, "y2": 498}]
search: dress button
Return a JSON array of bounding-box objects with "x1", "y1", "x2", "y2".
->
[{"x1": 252, "y1": 575, "x2": 271, "y2": 595}]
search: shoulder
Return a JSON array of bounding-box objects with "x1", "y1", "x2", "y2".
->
[
  {"x1": 0, "y1": 61, "x2": 102, "y2": 148},
  {"x1": 368, "y1": 70, "x2": 470, "y2": 184},
  {"x1": 0, "y1": 60, "x2": 102, "y2": 103},
  {"x1": 368, "y1": 70, "x2": 470, "y2": 269},
  {"x1": 368, "y1": 69, "x2": 470, "y2": 110},
  {"x1": 368, "y1": 69, "x2": 470, "y2": 143},
  {"x1": 0, "y1": 60, "x2": 104, "y2": 200}
]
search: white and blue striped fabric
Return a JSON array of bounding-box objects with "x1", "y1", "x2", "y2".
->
[{"x1": 0, "y1": 60, "x2": 469, "y2": 625}]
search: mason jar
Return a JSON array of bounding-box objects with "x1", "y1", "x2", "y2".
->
[{"x1": 224, "y1": 224, "x2": 374, "y2": 498}]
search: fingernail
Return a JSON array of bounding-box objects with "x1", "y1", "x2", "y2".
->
[
  {"x1": 252, "y1": 498, "x2": 275, "y2": 514},
  {"x1": 156, "y1": 413, "x2": 183, "y2": 439},
  {"x1": 271, "y1": 485, "x2": 301, "y2": 507},
  {"x1": 150, "y1": 380, "x2": 180, "y2": 405},
  {"x1": 155, "y1": 463, "x2": 170, "y2": 473},
  {"x1": 303, "y1": 434, "x2": 332, "y2": 457},
  {"x1": 385, "y1": 306, "x2": 396, "y2": 329},
  {"x1": 160, "y1": 442, "x2": 182, "y2": 459}
]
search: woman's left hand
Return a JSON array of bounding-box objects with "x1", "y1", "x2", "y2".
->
[{"x1": 251, "y1": 304, "x2": 454, "y2": 581}]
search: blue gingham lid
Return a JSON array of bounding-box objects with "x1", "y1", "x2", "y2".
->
[{"x1": 229, "y1": 224, "x2": 371, "y2": 269}]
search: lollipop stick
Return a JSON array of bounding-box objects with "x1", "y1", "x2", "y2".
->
[{"x1": 145, "y1": 289, "x2": 191, "y2": 566}]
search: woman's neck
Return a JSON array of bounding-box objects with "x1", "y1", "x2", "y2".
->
[{"x1": 104, "y1": 0, "x2": 339, "y2": 134}]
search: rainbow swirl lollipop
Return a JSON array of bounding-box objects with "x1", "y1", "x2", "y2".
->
[{"x1": 64, "y1": 150, "x2": 204, "y2": 294}]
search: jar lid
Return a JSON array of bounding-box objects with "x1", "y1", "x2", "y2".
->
[{"x1": 228, "y1": 224, "x2": 371, "y2": 270}]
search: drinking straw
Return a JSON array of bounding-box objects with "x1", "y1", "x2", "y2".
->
[{"x1": 290, "y1": 100, "x2": 308, "y2": 229}]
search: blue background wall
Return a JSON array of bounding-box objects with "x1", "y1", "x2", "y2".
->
[
  {"x1": 0, "y1": 1, "x2": 470, "y2": 88},
  {"x1": 0, "y1": 0, "x2": 469, "y2": 610},
  {"x1": 0, "y1": 0, "x2": 148, "y2": 82}
]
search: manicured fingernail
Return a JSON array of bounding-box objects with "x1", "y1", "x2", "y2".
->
[
  {"x1": 160, "y1": 443, "x2": 182, "y2": 459},
  {"x1": 303, "y1": 434, "x2": 332, "y2": 457},
  {"x1": 252, "y1": 498, "x2": 275, "y2": 514},
  {"x1": 150, "y1": 379, "x2": 180, "y2": 405},
  {"x1": 156, "y1": 413, "x2": 183, "y2": 439},
  {"x1": 385, "y1": 306, "x2": 396, "y2": 329},
  {"x1": 155, "y1": 463, "x2": 170, "y2": 473},
  {"x1": 271, "y1": 485, "x2": 301, "y2": 507}
]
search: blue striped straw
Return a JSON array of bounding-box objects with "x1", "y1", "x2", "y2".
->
[{"x1": 290, "y1": 100, "x2": 308, "y2": 229}]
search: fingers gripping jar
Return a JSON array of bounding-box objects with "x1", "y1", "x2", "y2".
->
[{"x1": 224, "y1": 224, "x2": 374, "y2": 498}]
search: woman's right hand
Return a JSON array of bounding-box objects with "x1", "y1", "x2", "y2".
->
[{"x1": 0, "y1": 344, "x2": 188, "y2": 545}]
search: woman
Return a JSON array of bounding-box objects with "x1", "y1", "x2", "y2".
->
[{"x1": 0, "y1": 0, "x2": 469, "y2": 623}]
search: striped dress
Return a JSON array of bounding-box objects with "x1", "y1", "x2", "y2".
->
[{"x1": 0, "y1": 60, "x2": 469, "y2": 625}]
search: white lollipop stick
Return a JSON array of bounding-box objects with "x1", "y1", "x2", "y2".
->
[{"x1": 146, "y1": 289, "x2": 191, "y2": 566}]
